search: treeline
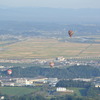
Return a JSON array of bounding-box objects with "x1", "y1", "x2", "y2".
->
[
  {"x1": 56, "y1": 79, "x2": 100, "y2": 97},
  {"x1": 13, "y1": 65, "x2": 100, "y2": 78},
  {"x1": 0, "y1": 93, "x2": 100, "y2": 100},
  {"x1": 2, "y1": 65, "x2": 100, "y2": 78},
  {"x1": 56, "y1": 80, "x2": 92, "y2": 88}
]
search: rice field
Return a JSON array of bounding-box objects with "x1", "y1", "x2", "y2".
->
[{"x1": 0, "y1": 38, "x2": 100, "y2": 59}]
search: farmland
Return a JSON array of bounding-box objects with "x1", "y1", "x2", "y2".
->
[
  {"x1": 0, "y1": 87, "x2": 84, "y2": 97},
  {"x1": 0, "y1": 87, "x2": 40, "y2": 96},
  {"x1": 0, "y1": 37, "x2": 100, "y2": 59}
]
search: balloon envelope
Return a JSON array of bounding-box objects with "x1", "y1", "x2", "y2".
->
[
  {"x1": 68, "y1": 30, "x2": 74, "y2": 37},
  {"x1": 7, "y1": 69, "x2": 12, "y2": 75},
  {"x1": 49, "y1": 62, "x2": 54, "y2": 67}
]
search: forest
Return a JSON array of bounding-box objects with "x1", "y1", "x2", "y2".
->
[
  {"x1": 2, "y1": 65, "x2": 100, "y2": 79},
  {"x1": 0, "y1": 89, "x2": 100, "y2": 100}
]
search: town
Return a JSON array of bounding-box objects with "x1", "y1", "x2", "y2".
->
[
  {"x1": 0, "y1": 57, "x2": 100, "y2": 88},
  {"x1": 0, "y1": 56, "x2": 100, "y2": 68}
]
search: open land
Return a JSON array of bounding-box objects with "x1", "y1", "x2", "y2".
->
[
  {"x1": 0, "y1": 37, "x2": 100, "y2": 59},
  {"x1": 0, "y1": 87, "x2": 83, "y2": 97},
  {"x1": 0, "y1": 87, "x2": 40, "y2": 96}
]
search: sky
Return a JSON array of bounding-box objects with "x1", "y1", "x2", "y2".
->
[{"x1": 0, "y1": 0, "x2": 100, "y2": 9}]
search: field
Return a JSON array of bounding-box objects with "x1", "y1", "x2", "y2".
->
[
  {"x1": 0, "y1": 87, "x2": 85, "y2": 97},
  {"x1": 0, "y1": 37, "x2": 100, "y2": 59},
  {"x1": 67, "y1": 87, "x2": 86, "y2": 96},
  {"x1": 0, "y1": 87, "x2": 40, "y2": 96}
]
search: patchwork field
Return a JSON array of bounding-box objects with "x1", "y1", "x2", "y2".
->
[{"x1": 0, "y1": 38, "x2": 100, "y2": 59}]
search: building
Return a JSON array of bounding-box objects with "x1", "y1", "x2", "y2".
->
[
  {"x1": 95, "y1": 84, "x2": 100, "y2": 88},
  {"x1": 56, "y1": 87, "x2": 74, "y2": 93},
  {"x1": 1, "y1": 82, "x2": 14, "y2": 86},
  {"x1": 56, "y1": 56, "x2": 65, "y2": 61},
  {"x1": 15, "y1": 78, "x2": 33, "y2": 86},
  {"x1": 30, "y1": 76, "x2": 48, "y2": 83},
  {"x1": 56, "y1": 87, "x2": 67, "y2": 92},
  {"x1": 0, "y1": 96, "x2": 5, "y2": 100},
  {"x1": 73, "y1": 78, "x2": 91, "y2": 82},
  {"x1": 47, "y1": 78, "x2": 58, "y2": 87}
]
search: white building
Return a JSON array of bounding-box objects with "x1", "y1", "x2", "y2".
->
[
  {"x1": 56, "y1": 56, "x2": 65, "y2": 61},
  {"x1": 56, "y1": 87, "x2": 74, "y2": 93},
  {"x1": 73, "y1": 78, "x2": 91, "y2": 82},
  {"x1": 95, "y1": 84, "x2": 100, "y2": 88},
  {"x1": 47, "y1": 78, "x2": 58, "y2": 87},
  {"x1": 0, "y1": 66, "x2": 4, "y2": 68},
  {"x1": 47, "y1": 78, "x2": 58, "y2": 83},
  {"x1": 0, "y1": 96, "x2": 5, "y2": 100},
  {"x1": 56, "y1": 87, "x2": 67, "y2": 92},
  {"x1": 15, "y1": 78, "x2": 33, "y2": 86},
  {"x1": 1, "y1": 82, "x2": 15, "y2": 86}
]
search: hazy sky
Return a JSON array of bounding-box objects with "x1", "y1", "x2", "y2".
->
[{"x1": 0, "y1": 0, "x2": 100, "y2": 8}]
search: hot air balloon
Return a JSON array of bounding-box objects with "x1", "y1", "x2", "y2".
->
[
  {"x1": 68, "y1": 30, "x2": 74, "y2": 37},
  {"x1": 7, "y1": 69, "x2": 12, "y2": 75},
  {"x1": 49, "y1": 62, "x2": 54, "y2": 68}
]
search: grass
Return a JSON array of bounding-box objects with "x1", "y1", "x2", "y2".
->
[
  {"x1": 0, "y1": 86, "x2": 86, "y2": 97},
  {"x1": 0, "y1": 38, "x2": 100, "y2": 59},
  {"x1": 0, "y1": 87, "x2": 40, "y2": 96},
  {"x1": 67, "y1": 87, "x2": 86, "y2": 96}
]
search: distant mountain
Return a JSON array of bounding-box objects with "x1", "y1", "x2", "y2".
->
[{"x1": 0, "y1": 7, "x2": 100, "y2": 23}]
